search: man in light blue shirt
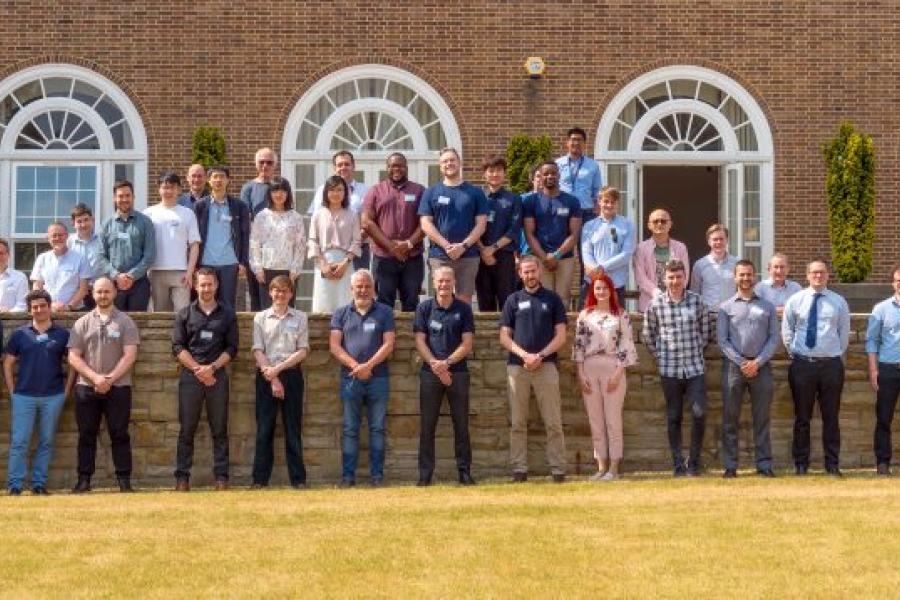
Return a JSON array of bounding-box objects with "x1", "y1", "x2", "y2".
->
[
  {"x1": 580, "y1": 186, "x2": 634, "y2": 307},
  {"x1": 555, "y1": 127, "x2": 603, "y2": 223},
  {"x1": 754, "y1": 252, "x2": 802, "y2": 317},
  {"x1": 31, "y1": 221, "x2": 90, "y2": 312},
  {"x1": 781, "y1": 260, "x2": 850, "y2": 476},
  {"x1": 690, "y1": 223, "x2": 738, "y2": 311},
  {"x1": 68, "y1": 203, "x2": 103, "y2": 310},
  {"x1": 866, "y1": 266, "x2": 900, "y2": 475}
]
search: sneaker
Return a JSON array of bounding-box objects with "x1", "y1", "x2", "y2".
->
[
  {"x1": 673, "y1": 464, "x2": 688, "y2": 477},
  {"x1": 600, "y1": 472, "x2": 618, "y2": 481},
  {"x1": 512, "y1": 471, "x2": 528, "y2": 483},
  {"x1": 8, "y1": 488, "x2": 21, "y2": 496},
  {"x1": 589, "y1": 471, "x2": 606, "y2": 482},
  {"x1": 370, "y1": 477, "x2": 384, "y2": 488},
  {"x1": 291, "y1": 482, "x2": 309, "y2": 490},
  {"x1": 31, "y1": 486, "x2": 50, "y2": 496},
  {"x1": 723, "y1": 468, "x2": 738, "y2": 479}
]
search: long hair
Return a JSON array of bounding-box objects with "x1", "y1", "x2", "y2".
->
[
  {"x1": 583, "y1": 272, "x2": 621, "y2": 315},
  {"x1": 265, "y1": 177, "x2": 294, "y2": 210}
]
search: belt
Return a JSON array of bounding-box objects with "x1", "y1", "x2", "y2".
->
[
  {"x1": 879, "y1": 362, "x2": 900, "y2": 369},
  {"x1": 792, "y1": 354, "x2": 840, "y2": 363}
]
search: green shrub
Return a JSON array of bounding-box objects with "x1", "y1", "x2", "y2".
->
[
  {"x1": 822, "y1": 122, "x2": 876, "y2": 283},
  {"x1": 191, "y1": 125, "x2": 228, "y2": 169},
  {"x1": 505, "y1": 134, "x2": 553, "y2": 194}
]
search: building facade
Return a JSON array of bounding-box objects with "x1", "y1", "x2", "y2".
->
[{"x1": 0, "y1": 1, "x2": 896, "y2": 307}]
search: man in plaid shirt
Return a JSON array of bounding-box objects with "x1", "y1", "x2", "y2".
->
[{"x1": 643, "y1": 259, "x2": 712, "y2": 476}]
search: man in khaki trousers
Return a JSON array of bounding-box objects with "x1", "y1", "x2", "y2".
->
[{"x1": 499, "y1": 255, "x2": 569, "y2": 482}]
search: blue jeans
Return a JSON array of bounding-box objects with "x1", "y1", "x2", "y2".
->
[
  {"x1": 340, "y1": 374, "x2": 389, "y2": 480},
  {"x1": 7, "y1": 392, "x2": 66, "y2": 489}
]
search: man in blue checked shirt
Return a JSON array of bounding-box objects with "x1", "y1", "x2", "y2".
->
[
  {"x1": 781, "y1": 260, "x2": 850, "y2": 477},
  {"x1": 866, "y1": 266, "x2": 900, "y2": 476},
  {"x1": 643, "y1": 258, "x2": 712, "y2": 477},
  {"x1": 580, "y1": 186, "x2": 635, "y2": 308}
]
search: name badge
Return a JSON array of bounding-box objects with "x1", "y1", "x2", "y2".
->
[
  {"x1": 437, "y1": 196, "x2": 451, "y2": 205},
  {"x1": 556, "y1": 207, "x2": 570, "y2": 217},
  {"x1": 601, "y1": 318, "x2": 618, "y2": 331},
  {"x1": 117, "y1": 232, "x2": 130, "y2": 240},
  {"x1": 404, "y1": 194, "x2": 416, "y2": 203},
  {"x1": 363, "y1": 322, "x2": 377, "y2": 332},
  {"x1": 541, "y1": 302, "x2": 548, "y2": 311},
  {"x1": 518, "y1": 300, "x2": 531, "y2": 311},
  {"x1": 487, "y1": 211, "x2": 495, "y2": 223},
  {"x1": 220, "y1": 215, "x2": 232, "y2": 222},
  {"x1": 36, "y1": 333, "x2": 49, "y2": 343},
  {"x1": 200, "y1": 330, "x2": 214, "y2": 340},
  {"x1": 429, "y1": 320, "x2": 443, "y2": 331},
  {"x1": 108, "y1": 330, "x2": 121, "y2": 339},
  {"x1": 287, "y1": 321, "x2": 300, "y2": 332}
]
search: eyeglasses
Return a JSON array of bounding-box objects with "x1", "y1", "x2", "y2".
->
[
  {"x1": 258, "y1": 160, "x2": 275, "y2": 166},
  {"x1": 651, "y1": 219, "x2": 670, "y2": 225}
]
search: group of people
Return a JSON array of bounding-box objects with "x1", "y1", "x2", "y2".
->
[{"x1": 4, "y1": 126, "x2": 900, "y2": 495}]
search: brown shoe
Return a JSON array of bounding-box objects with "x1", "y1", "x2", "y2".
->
[
  {"x1": 175, "y1": 478, "x2": 190, "y2": 492},
  {"x1": 215, "y1": 478, "x2": 229, "y2": 491}
]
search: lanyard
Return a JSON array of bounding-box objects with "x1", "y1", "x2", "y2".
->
[{"x1": 567, "y1": 156, "x2": 584, "y2": 188}]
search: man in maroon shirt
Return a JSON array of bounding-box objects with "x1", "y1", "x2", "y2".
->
[{"x1": 361, "y1": 153, "x2": 426, "y2": 312}]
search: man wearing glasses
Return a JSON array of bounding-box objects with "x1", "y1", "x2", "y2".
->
[
  {"x1": 241, "y1": 148, "x2": 278, "y2": 311},
  {"x1": 633, "y1": 208, "x2": 690, "y2": 313}
]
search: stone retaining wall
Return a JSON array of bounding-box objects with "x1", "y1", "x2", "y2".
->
[{"x1": 0, "y1": 312, "x2": 886, "y2": 488}]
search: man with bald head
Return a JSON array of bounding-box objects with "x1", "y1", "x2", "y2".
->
[
  {"x1": 242, "y1": 148, "x2": 279, "y2": 311},
  {"x1": 67, "y1": 277, "x2": 140, "y2": 493},
  {"x1": 178, "y1": 164, "x2": 207, "y2": 209},
  {"x1": 329, "y1": 269, "x2": 396, "y2": 487},
  {"x1": 633, "y1": 208, "x2": 690, "y2": 313},
  {"x1": 782, "y1": 260, "x2": 850, "y2": 476}
]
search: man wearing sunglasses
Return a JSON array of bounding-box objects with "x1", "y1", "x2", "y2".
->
[
  {"x1": 633, "y1": 208, "x2": 690, "y2": 313},
  {"x1": 241, "y1": 148, "x2": 279, "y2": 311}
]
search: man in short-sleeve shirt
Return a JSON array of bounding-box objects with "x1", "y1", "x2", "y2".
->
[
  {"x1": 241, "y1": 147, "x2": 278, "y2": 311},
  {"x1": 4, "y1": 289, "x2": 71, "y2": 495},
  {"x1": 31, "y1": 221, "x2": 90, "y2": 311},
  {"x1": 499, "y1": 255, "x2": 569, "y2": 482},
  {"x1": 0, "y1": 238, "x2": 29, "y2": 312},
  {"x1": 419, "y1": 148, "x2": 488, "y2": 304},
  {"x1": 329, "y1": 269, "x2": 396, "y2": 487},
  {"x1": 476, "y1": 154, "x2": 522, "y2": 312},
  {"x1": 414, "y1": 266, "x2": 476, "y2": 486},
  {"x1": 67, "y1": 277, "x2": 140, "y2": 493}
]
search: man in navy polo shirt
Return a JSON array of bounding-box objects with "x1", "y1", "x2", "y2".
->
[
  {"x1": 329, "y1": 269, "x2": 396, "y2": 487},
  {"x1": 414, "y1": 266, "x2": 476, "y2": 486},
  {"x1": 500, "y1": 255, "x2": 569, "y2": 482},
  {"x1": 476, "y1": 154, "x2": 522, "y2": 312},
  {"x1": 524, "y1": 161, "x2": 582, "y2": 307},
  {"x1": 419, "y1": 147, "x2": 489, "y2": 304},
  {"x1": 4, "y1": 289, "x2": 72, "y2": 495}
]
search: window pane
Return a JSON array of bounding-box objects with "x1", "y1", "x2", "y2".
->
[
  {"x1": 43, "y1": 77, "x2": 72, "y2": 98},
  {"x1": 606, "y1": 164, "x2": 628, "y2": 220},
  {"x1": 721, "y1": 97, "x2": 749, "y2": 128},
  {"x1": 428, "y1": 165, "x2": 441, "y2": 186},
  {"x1": 58, "y1": 190, "x2": 78, "y2": 214},
  {"x1": 36, "y1": 167, "x2": 56, "y2": 189},
  {"x1": 94, "y1": 95, "x2": 124, "y2": 125},
  {"x1": 385, "y1": 81, "x2": 416, "y2": 107},
  {"x1": 72, "y1": 136, "x2": 100, "y2": 150},
  {"x1": 70, "y1": 121, "x2": 96, "y2": 146},
  {"x1": 114, "y1": 164, "x2": 134, "y2": 184},
  {"x1": 610, "y1": 122, "x2": 630, "y2": 151},
  {"x1": 639, "y1": 82, "x2": 668, "y2": 109},
  {"x1": 294, "y1": 164, "x2": 315, "y2": 190},
  {"x1": 16, "y1": 217, "x2": 34, "y2": 235},
  {"x1": 35, "y1": 191, "x2": 55, "y2": 215},
  {"x1": 736, "y1": 123, "x2": 758, "y2": 151},
  {"x1": 50, "y1": 110, "x2": 66, "y2": 138},
  {"x1": 62, "y1": 113, "x2": 83, "y2": 139},
  {"x1": 110, "y1": 121, "x2": 134, "y2": 149},
  {"x1": 81, "y1": 166, "x2": 97, "y2": 190},
  {"x1": 14, "y1": 242, "x2": 50, "y2": 272},
  {"x1": 697, "y1": 83, "x2": 724, "y2": 108},
  {"x1": 58, "y1": 166, "x2": 79, "y2": 189},
  {"x1": 408, "y1": 96, "x2": 437, "y2": 126},
  {"x1": 727, "y1": 169, "x2": 739, "y2": 256},
  {"x1": 357, "y1": 78, "x2": 387, "y2": 99},
  {"x1": 381, "y1": 120, "x2": 410, "y2": 147},
  {"x1": 17, "y1": 166, "x2": 36, "y2": 189},
  {"x1": 18, "y1": 121, "x2": 47, "y2": 147},
  {"x1": 297, "y1": 121, "x2": 318, "y2": 150},
  {"x1": 306, "y1": 95, "x2": 334, "y2": 126},
  {"x1": 16, "y1": 191, "x2": 34, "y2": 216},
  {"x1": 13, "y1": 81, "x2": 43, "y2": 107},
  {"x1": 422, "y1": 122, "x2": 446, "y2": 151},
  {"x1": 72, "y1": 80, "x2": 102, "y2": 107},
  {"x1": 328, "y1": 81, "x2": 358, "y2": 107},
  {"x1": 1, "y1": 94, "x2": 20, "y2": 126},
  {"x1": 669, "y1": 79, "x2": 697, "y2": 100},
  {"x1": 33, "y1": 113, "x2": 53, "y2": 140},
  {"x1": 616, "y1": 97, "x2": 644, "y2": 127},
  {"x1": 743, "y1": 245, "x2": 762, "y2": 273}
]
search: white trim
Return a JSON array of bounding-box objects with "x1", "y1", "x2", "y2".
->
[
  {"x1": 315, "y1": 98, "x2": 428, "y2": 153},
  {"x1": 1, "y1": 98, "x2": 114, "y2": 153},
  {"x1": 627, "y1": 99, "x2": 739, "y2": 155}
]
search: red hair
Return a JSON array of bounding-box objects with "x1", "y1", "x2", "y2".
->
[{"x1": 584, "y1": 272, "x2": 621, "y2": 315}]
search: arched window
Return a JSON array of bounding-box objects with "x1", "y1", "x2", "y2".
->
[
  {"x1": 596, "y1": 66, "x2": 773, "y2": 272},
  {"x1": 0, "y1": 64, "x2": 147, "y2": 270},
  {"x1": 281, "y1": 64, "x2": 462, "y2": 309}
]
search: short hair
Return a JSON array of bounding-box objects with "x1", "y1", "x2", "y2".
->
[
  {"x1": 255, "y1": 147, "x2": 278, "y2": 164},
  {"x1": 806, "y1": 260, "x2": 829, "y2": 273},
  {"x1": 26, "y1": 289, "x2": 51, "y2": 310},
  {"x1": 158, "y1": 171, "x2": 182, "y2": 186},
  {"x1": 194, "y1": 266, "x2": 219, "y2": 283},
  {"x1": 113, "y1": 179, "x2": 134, "y2": 195},
  {"x1": 481, "y1": 154, "x2": 507, "y2": 171},
  {"x1": 0, "y1": 238, "x2": 10, "y2": 252},
  {"x1": 71, "y1": 203, "x2": 93, "y2": 220},
  {"x1": 439, "y1": 147, "x2": 461, "y2": 160},
  {"x1": 207, "y1": 165, "x2": 230, "y2": 178},
  {"x1": 891, "y1": 264, "x2": 900, "y2": 280},
  {"x1": 266, "y1": 177, "x2": 294, "y2": 210},
  {"x1": 768, "y1": 252, "x2": 789, "y2": 266},
  {"x1": 432, "y1": 265, "x2": 455, "y2": 280},
  {"x1": 518, "y1": 254, "x2": 541, "y2": 270},
  {"x1": 566, "y1": 127, "x2": 587, "y2": 140},
  {"x1": 706, "y1": 223, "x2": 729, "y2": 238},
  {"x1": 48, "y1": 220, "x2": 68, "y2": 233},
  {"x1": 351, "y1": 269, "x2": 374, "y2": 285},
  {"x1": 332, "y1": 150, "x2": 355, "y2": 166},
  {"x1": 735, "y1": 259, "x2": 756, "y2": 272},
  {"x1": 321, "y1": 175, "x2": 349, "y2": 208},
  {"x1": 268, "y1": 274, "x2": 293, "y2": 292},
  {"x1": 599, "y1": 186, "x2": 620, "y2": 202},
  {"x1": 386, "y1": 152, "x2": 407, "y2": 165},
  {"x1": 538, "y1": 160, "x2": 559, "y2": 173},
  {"x1": 665, "y1": 259, "x2": 686, "y2": 273}
]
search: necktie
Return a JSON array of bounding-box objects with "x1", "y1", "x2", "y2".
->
[{"x1": 805, "y1": 292, "x2": 822, "y2": 349}]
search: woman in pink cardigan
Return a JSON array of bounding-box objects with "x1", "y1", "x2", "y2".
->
[{"x1": 633, "y1": 208, "x2": 690, "y2": 312}]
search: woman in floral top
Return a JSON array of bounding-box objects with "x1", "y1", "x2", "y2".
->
[
  {"x1": 572, "y1": 272, "x2": 638, "y2": 480},
  {"x1": 249, "y1": 177, "x2": 307, "y2": 309},
  {"x1": 308, "y1": 175, "x2": 361, "y2": 313}
]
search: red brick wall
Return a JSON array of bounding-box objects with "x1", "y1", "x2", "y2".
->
[{"x1": 0, "y1": 1, "x2": 896, "y2": 278}]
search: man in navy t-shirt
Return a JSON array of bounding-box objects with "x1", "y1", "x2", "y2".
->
[
  {"x1": 499, "y1": 255, "x2": 569, "y2": 482},
  {"x1": 419, "y1": 148, "x2": 489, "y2": 304},
  {"x1": 329, "y1": 269, "x2": 396, "y2": 487},
  {"x1": 413, "y1": 266, "x2": 476, "y2": 486},
  {"x1": 523, "y1": 162, "x2": 582, "y2": 307},
  {"x1": 4, "y1": 289, "x2": 71, "y2": 495},
  {"x1": 476, "y1": 154, "x2": 522, "y2": 312}
]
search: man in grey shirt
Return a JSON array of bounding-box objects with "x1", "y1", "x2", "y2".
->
[{"x1": 717, "y1": 259, "x2": 779, "y2": 478}]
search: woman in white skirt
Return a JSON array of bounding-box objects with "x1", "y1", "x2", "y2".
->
[
  {"x1": 248, "y1": 177, "x2": 306, "y2": 310},
  {"x1": 308, "y1": 175, "x2": 361, "y2": 313}
]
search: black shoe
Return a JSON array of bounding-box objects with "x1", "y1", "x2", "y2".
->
[
  {"x1": 723, "y1": 468, "x2": 737, "y2": 479},
  {"x1": 825, "y1": 466, "x2": 843, "y2": 477},
  {"x1": 757, "y1": 468, "x2": 776, "y2": 478},
  {"x1": 339, "y1": 478, "x2": 356, "y2": 488},
  {"x1": 673, "y1": 464, "x2": 688, "y2": 477},
  {"x1": 249, "y1": 483, "x2": 266, "y2": 490},
  {"x1": 552, "y1": 473, "x2": 566, "y2": 483},
  {"x1": 118, "y1": 477, "x2": 134, "y2": 493},
  {"x1": 686, "y1": 466, "x2": 701, "y2": 477},
  {"x1": 71, "y1": 477, "x2": 91, "y2": 494},
  {"x1": 795, "y1": 464, "x2": 809, "y2": 476},
  {"x1": 8, "y1": 488, "x2": 21, "y2": 496},
  {"x1": 416, "y1": 478, "x2": 432, "y2": 487},
  {"x1": 458, "y1": 471, "x2": 476, "y2": 486},
  {"x1": 877, "y1": 463, "x2": 891, "y2": 476},
  {"x1": 291, "y1": 482, "x2": 309, "y2": 490},
  {"x1": 31, "y1": 486, "x2": 50, "y2": 496},
  {"x1": 370, "y1": 477, "x2": 384, "y2": 488},
  {"x1": 512, "y1": 471, "x2": 527, "y2": 483}
]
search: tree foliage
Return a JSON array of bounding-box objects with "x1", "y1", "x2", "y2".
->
[
  {"x1": 822, "y1": 122, "x2": 876, "y2": 283},
  {"x1": 505, "y1": 134, "x2": 553, "y2": 194},
  {"x1": 191, "y1": 126, "x2": 228, "y2": 168}
]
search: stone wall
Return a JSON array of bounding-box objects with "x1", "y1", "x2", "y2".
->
[{"x1": 0, "y1": 312, "x2": 886, "y2": 488}]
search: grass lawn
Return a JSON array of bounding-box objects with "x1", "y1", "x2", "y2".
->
[{"x1": 2, "y1": 473, "x2": 900, "y2": 598}]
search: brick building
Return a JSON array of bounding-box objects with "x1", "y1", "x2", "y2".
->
[{"x1": 0, "y1": 1, "x2": 896, "y2": 308}]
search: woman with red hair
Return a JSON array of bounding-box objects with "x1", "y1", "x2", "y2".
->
[{"x1": 572, "y1": 272, "x2": 637, "y2": 480}]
